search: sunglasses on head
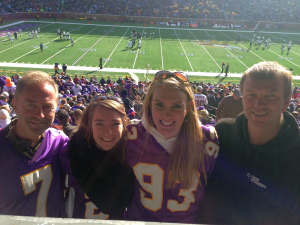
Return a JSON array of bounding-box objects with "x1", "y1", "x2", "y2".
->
[
  {"x1": 93, "y1": 96, "x2": 123, "y2": 104},
  {"x1": 155, "y1": 71, "x2": 189, "y2": 83}
]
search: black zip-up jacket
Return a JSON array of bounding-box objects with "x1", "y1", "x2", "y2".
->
[
  {"x1": 68, "y1": 128, "x2": 135, "y2": 216},
  {"x1": 199, "y1": 112, "x2": 300, "y2": 224}
]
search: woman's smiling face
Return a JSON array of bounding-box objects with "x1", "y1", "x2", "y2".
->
[
  {"x1": 151, "y1": 85, "x2": 190, "y2": 139},
  {"x1": 92, "y1": 106, "x2": 124, "y2": 151}
]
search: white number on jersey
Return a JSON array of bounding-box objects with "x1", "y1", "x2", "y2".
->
[
  {"x1": 84, "y1": 194, "x2": 109, "y2": 219},
  {"x1": 133, "y1": 163, "x2": 199, "y2": 212},
  {"x1": 20, "y1": 164, "x2": 53, "y2": 217}
]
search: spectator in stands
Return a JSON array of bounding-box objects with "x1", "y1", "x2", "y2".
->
[
  {"x1": 100, "y1": 77, "x2": 106, "y2": 86},
  {"x1": 207, "y1": 90, "x2": 217, "y2": 115},
  {"x1": 194, "y1": 85, "x2": 208, "y2": 107},
  {"x1": 63, "y1": 63, "x2": 67, "y2": 75},
  {"x1": 0, "y1": 75, "x2": 6, "y2": 93},
  {"x1": 292, "y1": 89, "x2": 300, "y2": 99},
  {"x1": 197, "y1": 107, "x2": 215, "y2": 126},
  {"x1": 0, "y1": 70, "x2": 69, "y2": 217},
  {"x1": 117, "y1": 77, "x2": 123, "y2": 84},
  {"x1": 0, "y1": 102, "x2": 11, "y2": 129},
  {"x1": 57, "y1": 109, "x2": 75, "y2": 137},
  {"x1": 137, "y1": 83, "x2": 145, "y2": 96},
  {"x1": 204, "y1": 61, "x2": 300, "y2": 224},
  {"x1": 125, "y1": 71, "x2": 219, "y2": 223},
  {"x1": 215, "y1": 88, "x2": 243, "y2": 121},
  {"x1": 67, "y1": 99, "x2": 135, "y2": 217},
  {"x1": 120, "y1": 89, "x2": 132, "y2": 113},
  {"x1": 72, "y1": 81, "x2": 82, "y2": 96}
]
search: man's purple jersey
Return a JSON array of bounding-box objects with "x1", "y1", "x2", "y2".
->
[
  {"x1": 64, "y1": 82, "x2": 74, "y2": 92},
  {"x1": 126, "y1": 122, "x2": 219, "y2": 223},
  {"x1": 194, "y1": 94, "x2": 208, "y2": 107},
  {"x1": 0, "y1": 128, "x2": 69, "y2": 217}
]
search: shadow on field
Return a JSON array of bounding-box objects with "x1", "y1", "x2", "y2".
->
[
  {"x1": 87, "y1": 69, "x2": 101, "y2": 74},
  {"x1": 216, "y1": 76, "x2": 228, "y2": 84},
  {"x1": 215, "y1": 73, "x2": 222, "y2": 78}
]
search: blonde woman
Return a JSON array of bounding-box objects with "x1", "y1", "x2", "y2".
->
[{"x1": 125, "y1": 71, "x2": 219, "y2": 223}]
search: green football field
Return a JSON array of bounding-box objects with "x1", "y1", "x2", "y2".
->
[{"x1": 1, "y1": 20, "x2": 300, "y2": 85}]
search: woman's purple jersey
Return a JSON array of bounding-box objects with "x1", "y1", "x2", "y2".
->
[{"x1": 126, "y1": 122, "x2": 219, "y2": 223}]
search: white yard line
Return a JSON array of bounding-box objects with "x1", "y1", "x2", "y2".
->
[
  {"x1": 174, "y1": 29, "x2": 194, "y2": 72},
  {"x1": 189, "y1": 30, "x2": 221, "y2": 70},
  {"x1": 72, "y1": 26, "x2": 115, "y2": 66},
  {"x1": 0, "y1": 21, "x2": 24, "y2": 29},
  {"x1": 133, "y1": 28, "x2": 145, "y2": 69},
  {"x1": 10, "y1": 25, "x2": 71, "y2": 63},
  {"x1": 267, "y1": 49, "x2": 300, "y2": 68},
  {"x1": 204, "y1": 30, "x2": 248, "y2": 69},
  {"x1": 220, "y1": 31, "x2": 266, "y2": 62},
  {"x1": 41, "y1": 25, "x2": 88, "y2": 64},
  {"x1": 290, "y1": 50, "x2": 300, "y2": 57},
  {"x1": 103, "y1": 27, "x2": 130, "y2": 67},
  {"x1": 0, "y1": 24, "x2": 69, "y2": 54},
  {"x1": 159, "y1": 28, "x2": 164, "y2": 70}
]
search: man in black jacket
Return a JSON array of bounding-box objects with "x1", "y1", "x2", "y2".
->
[{"x1": 200, "y1": 61, "x2": 300, "y2": 224}]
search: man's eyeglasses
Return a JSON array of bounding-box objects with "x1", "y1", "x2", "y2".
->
[
  {"x1": 93, "y1": 96, "x2": 123, "y2": 104},
  {"x1": 155, "y1": 71, "x2": 189, "y2": 83}
]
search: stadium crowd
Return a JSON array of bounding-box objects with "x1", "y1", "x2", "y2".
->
[
  {"x1": 1, "y1": 69, "x2": 300, "y2": 131},
  {"x1": 1, "y1": 0, "x2": 300, "y2": 22}
]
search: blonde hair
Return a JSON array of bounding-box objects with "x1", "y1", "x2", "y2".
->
[
  {"x1": 240, "y1": 61, "x2": 293, "y2": 100},
  {"x1": 15, "y1": 70, "x2": 58, "y2": 103},
  {"x1": 142, "y1": 77, "x2": 206, "y2": 189},
  {"x1": 78, "y1": 100, "x2": 128, "y2": 160}
]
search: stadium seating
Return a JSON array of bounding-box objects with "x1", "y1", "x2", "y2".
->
[{"x1": 2, "y1": 0, "x2": 300, "y2": 22}]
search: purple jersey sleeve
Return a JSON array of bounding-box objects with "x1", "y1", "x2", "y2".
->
[
  {"x1": 126, "y1": 122, "x2": 219, "y2": 223},
  {"x1": 0, "y1": 128, "x2": 69, "y2": 217}
]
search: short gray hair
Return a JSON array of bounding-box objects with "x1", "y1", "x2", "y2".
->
[{"x1": 15, "y1": 70, "x2": 59, "y2": 103}]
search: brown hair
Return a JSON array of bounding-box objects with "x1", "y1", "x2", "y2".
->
[
  {"x1": 15, "y1": 70, "x2": 58, "y2": 103},
  {"x1": 142, "y1": 77, "x2": 206, "y2": 189},
  {"x1": 61, "y1": 99, "x2": 67, "y2": 105},
  {"x1": 78, "y1": 100, "x2": 128, "y2": 160},
  {"x1": 73, "y1": 109, "x2": 83, "y2": 121},
  {"x1": 240, "y1": 61, "x2": 293, "y2": 100}
]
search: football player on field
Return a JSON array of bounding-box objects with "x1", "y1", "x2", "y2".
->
[{"x1": 287, "y1": 41, "x2": 292, "y2": 55}]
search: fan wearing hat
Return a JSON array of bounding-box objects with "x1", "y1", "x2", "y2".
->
[
  {"x1": 215, "y1": 88, "x2": 243, "y2": 121},
  {"x1": 194, "y1": 85, "x2": 208, "y2": 108},
  {"x1": 3, "y1": 77, "x2": 16, "y2": 94},
  {"x1": 0, "y1": 100, "x2": 11, "y2": 129}
]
